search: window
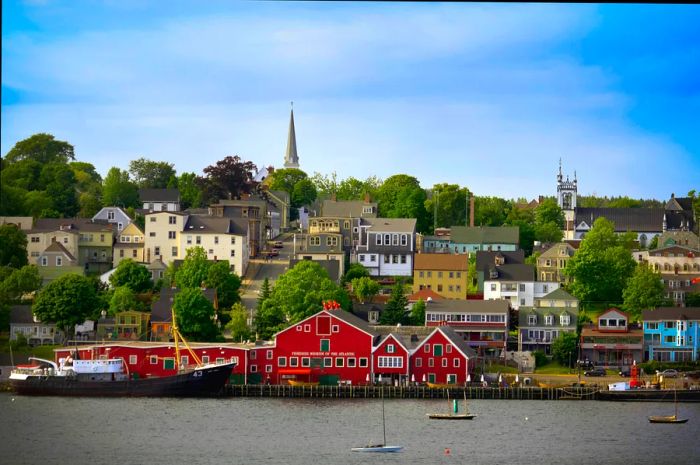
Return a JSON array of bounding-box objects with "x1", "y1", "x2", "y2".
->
[
  {"x1": 401, "y1": 235, "x2": 408, "y2": 246},
  {"x1": 347, "y1": 358, "x2": 356, "y2": 368},
  {"x1": 120, "y1": 250, "x2": 125, "y2": 258},
  {"x1": 150, "y1": 355, "x2": 158, "y2": 365},
  {"x1": 290, "y1": 357, "x2": 298, "y2": 367},
  {"x1": 150, "y1": 216, "x2": 157, "y2": 222},
  {"x1": 359, "y1": 358, "x2": 368, "y2": 368},
  {"x1": 384, "y1": 234, "x2": 390, "y2": 245},
  {"x1": 442, "y1": 358, "x2": 448, "y2": 367},
  {"x1": 250, "y1": 365, "x2": 257, "y2": 373},
  {"x1": 214, "y1": 236, "x2": 219, "y2": 244},
  {"x1": 230, "y1": 250, "x2": 235, "y2": 257},
  {"x1": 392, "y1": 255, "x2": 398, "y2": 264},
  {"x1": 428, "y1": 358, "x2": 434, "y2": 367},
  {"x1": 647, "y1": 322, "x2": 658, "y2": 330},
  {"x1": 437, "y1": 284, "x2": 443, "y2": 292},
  {"x1": 332, "y1": 325, "x2": 339, "y2": 333},
  {"x1": 376, "y1": 235, "x2": 382, "y2": 245},
  {"x1": 302, "y1": 357, "x2": 310, "y2": 367},
  {"x1": 310, "y1": 237, "x2": 320, "y2": 246},
  {"x1": 231, "y1": 237, "x2": 236, "y2": 245},
  {"x1": 491, "y1": 284, "x2": 497, "y2": 291},
  {"x1": 154, "y1": 247, "x2": 160, "y2": 256},
  {"x1": 387, "y1": 344, "x2": 395, "y2": 354},
  {"x1": 182, "y1": 356, "x2": 189, "y2": 366},
  {"x1": 320, "y1": 339, "x2": 330, "y2": 352},
  {"x1": 278, "y1": 357, "x2": 287, "y2": 367},
  {"x1": 56, "y1": 257, "x2": 63, "y2": 266},
  {"x1": 149, "y1": 232, "x2": 156, "y2": 237},
  {"x1": 129, "y1": 355, "x2": 137, "y2": 365},
  {"x1": 424, "y1": 344, "x2": 430, "y2": 353},
  {"x1": 31, "y1": 236, "x2": 40, "y2": 243},
  {"x1": 304, "y1": 324, "x2": 311, "y2": 332},
  {"x1": 216, "y1": 357, "x2": 225, "y2": 365},
  {"x1": 168, "y1": 231, "x2": 176, "y2": 239},
  {"x1": 359, "y1": 254, "x2": 365, "y2": 262},
  {"x1": 433, "y1": 344, "x2": 443, "y2": 356},
  {"x1": 326, "y1": 236, "x2": 338, "y2": 246},
  {"x1": 208, "y1": 249, "x2": 214, "y2": 255},
  {"x1": 519, "y1": 284, "x2": 525, "y2": 292},
  {"x1": 384, "y1": 255, "x2": 390, "y2": 263},
  {"x1": 453, "y1": 358, "x2": 460, "y2": 368},
  {"x1": 186, "y1": 236, "x2": 192, "y2": 245},
  {"x1": 392, "y1": 234, "x2": 399, "y2": 246},
  {"x1": 378, "y1": 357, "x2": 403, "y2": 368},
  {"x1": 169, "y1": 216, "x2": 176, "y2": 224},
  {"x1": 528, "y1": 315, "x2": 537, "y2": 325},
  {"x1": 266, "y1": 350, "x2": 273, "y2": 360},
  {"x1": 196, "y1": 236, "x2": 201, "y2": 245},
  {"x1": 400, "y1": 255, "x2": 406, "y2": 264},
  {"x1": 560, "y1": 314, "x2": 570, "y2": 326},
  {"x1": 419, "y1": 271, "x2": 424, "y2": 278},
  {"x1": 335, "y1": 358, "x2": 344, "y2": 367},
  {"x1": 250, "y1": 351, "x2": 256, "y2": 360},
  {"x1": 41, "y1": 257, "x2": 47, "y2": 266},
  {"x1": 415, "y1": 357, "x2": 422, "y2": 367},
  {"x1": 545, "y1": 315, "x2": 553, "y2": 326}
]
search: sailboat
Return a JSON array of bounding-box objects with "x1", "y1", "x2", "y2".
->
[
  {"x1": 352, "y1": 398, "x2": 403, "y2": 452},
  {"x1": 648, "y1": 388, "x2": 688, "y2": 424},
  {"x1": 427, "y1": 389, "x2": 477, "y2": 420}
]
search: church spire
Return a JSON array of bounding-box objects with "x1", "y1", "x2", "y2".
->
[{"x1": 284, "y1": 102, "x2": 299, "y2": 169}]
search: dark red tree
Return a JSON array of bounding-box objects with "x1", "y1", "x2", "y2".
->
[{"x1": 197, "y1": 155, "x2": 257, "y2": 203}]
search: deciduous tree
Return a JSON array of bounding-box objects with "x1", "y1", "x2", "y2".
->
[
  {"x1": 33, "y1": 274, "x2": 100, "y2": 335},
  {"x1": 102, "y1": 167, "x2": 139, "y2": 208},
  {"x1": 0, "y1": 225, "x2": 28, "y2": 268},
  {"x1": 108, "y1": 286, "x2": 140, "y2": 315},
  {"x1": 622, "y1": 264, "x2": 666, "y2": 321},
  {"x1": 226, "y1": 302, "x2": 252, "y2": 342},
  {"x1": 5, "y1": 133, "x2": 75, "y2": 165},
  {"x1": 173, "y1": 287, "x2": 220, "y2": 341},
  {"x1": 198, "y1": 155, "x2": 257, "y2": 203},
  {"x1": 109, "y1": 259, "x2": 153, "y2": 293},
  {"x1": 351, "y1": 276, "x2": 380, "y2": 304},
  {"x1": 174, "y1": 247, "x2": 209, "y2": 289},
  {"x1": 377, "y1": 174, "x2": 429, "y2": 232},
  {"x1": 551, "y1": 332, "x2": 578, "y2": 367},
  {"x1": 410, "y1": 298, "x2": 426, "y2": 325},
  {"x1": 206, "y1": 260, "x2": 241, "y2": 309},
  {"x1": 128, "y1": 158, "x2": 176, "y2": 189},
  {"x1": 0, "y1": 265, "x2": 42, "y2": 301}
]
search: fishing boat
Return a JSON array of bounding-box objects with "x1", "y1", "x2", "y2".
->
[
  {"x1": 9, "y1": 310, "x2": 235, "y2": 397},
  {"x1": 352, "y1": 398, "x2": 403, "y2": 453},
  {"x1": 648, "y1": 389, "x2": 689, "y2": 424},
  {"x1": 427, "y1": 390, "x2": 476, "y2": 420}
]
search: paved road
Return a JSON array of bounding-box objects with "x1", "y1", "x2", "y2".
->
[{"x1": 240, "y1": 233, "x2": 294, "y2": 313}]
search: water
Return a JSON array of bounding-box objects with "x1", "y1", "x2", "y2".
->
[{"x1": 2, "y1": 393, "x2": 699, "y2": 465}]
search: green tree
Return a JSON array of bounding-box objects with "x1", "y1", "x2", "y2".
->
[
  {"x1": 128, "y1": 158, "x2": 176, "y2": 189},
  {"x1": 78, "y1": 191, "x2": 103, "y2": 218},
  {"x1": 341, "y1": 263, "x2": 370, "y2": 285},
  {"x1": 379, "y1": 281, "x2": 409, "y2": 325},
  {"x1": 255, "y1": 261, "x2": 350, "y2": 338},
  {"x1": 505, "y1": 206, "x2": 535, "y2": 255},
  {"x1": 351, "y1": 276, "x2": 380, "y2": 304},
  {"x1": 0, "y1": 225, "x2": 28, "y2": 268},
  {"x1": 0, "y1": 183, "x2": 26, "y2": 215},
  {"x1": 535, "y1": 198, "x2": 565, "y2": 228},
  {"x1": 173, "y1": 287, "x2": 220, "y2": 341},
  {"x1": 622, "y1": 264, "x2": 666, "y2": 321},
  {"x1": 310, "y1": 171, "x2": 339, "y2": 198},
  {"x1": 0, "y1": 265, "x2": 42, "y2": 301},
  {"x1": 41, "y1": 163, "x2": 79, "y2": 217},
  {"x1": 292, "y1": 178, "x2": 318, "y2": 208},
  {"x1": 551, "y1": 332, "x2": 578, "y2": 367},
  {"x1": 564, "y1": 217, "x2": 636, "y2": 306},
  {"x1": 685, "y1": 292, "x2": 700, "y2": 307},
  {"x1": 178, "y1": 172, "x2": 203, "y2": 209},
  {"x1": 474, "y1": 196, "x2": 511, "y2": 227},
  {"x1": 226, "y1": 302, "x2": 252, "y2": 342},
  {"x1": 377, "y1": 174, "x2": 429, "y2": 232},
  {"x1": 174, "y1": 247, "x2": 210, "y2": 288},
  {"x1": 108, "y1": 286, "x2": 140, "y2": 315},
  {"x1": 410, "y1": 298, "x2": 426, "y2": 325},
  {"x1": 24, "y1": 191, "x2": 54, "y2": 218},
  {"x1": 257, "y1": 277, "x2": 272, "y2": 311},
  {"x1": 33, "y1": 274, "x2": 99, "y2": 335},
  {"x1": 648, "y1": 235, "x2": 659, "y2": 250},
  {"x1": 4, "y1": 133, "x2": 75, "y2": 165},
  {"x1": 267, "y1": 168, "x2": 308, "y2": 194},
  {"x1": 535, "y1": 222, "x2": 564, "y2": 244},
  {"x1": 425, "y1": 184, "x2": 469, "y2": 230},
  {"x1": 109, "y1": 259, "x2": 153, "y2": 292},
  {"x1": 206, "y1": 261, "x2": 241, "y2": 309},
  {"x1": 102, "y1": 167, "x2": 139, "y2": 208}
]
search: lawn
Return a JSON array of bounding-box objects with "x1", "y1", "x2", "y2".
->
[{"x1": 535, "y1": 361, "x2": 573, "y2": 374}]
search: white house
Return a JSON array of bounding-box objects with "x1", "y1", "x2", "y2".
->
[
  {"x1": 354, "y1": 218, "x2": 416, "y2": 277},
  {"x1": 483, "y1": 264, "x2": 559, "y2": 310}
]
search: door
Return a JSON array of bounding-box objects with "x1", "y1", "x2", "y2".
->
[{"x1": 447, "y1": 374, "x2": 457, "y2": 384}]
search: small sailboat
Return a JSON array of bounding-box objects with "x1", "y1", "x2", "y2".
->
[
  {"x1": 352, "y1": 398, "x2": 403, "y2": 453},
  {"x1": 649, "y1": 388, "x2": 688, "y2": 424},
  {"x1": 427, "y1": 389, "x2": 476, "y2": 420}
]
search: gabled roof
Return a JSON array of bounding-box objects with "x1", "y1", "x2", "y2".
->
[
  {"x1": 365, "y1": 218, "x2": 416, "y2": 233},
  {"x1": 10, "y1": 305, "x2": 34, "y2": 325},
  {"x1": 538, "y1": 242, "x2": 576, "y2": 259},
  {"x1": 666, "y1": 196, "x2": 694, "y2": 212},
  {"x1": 182, "y1": 216, "x2": 248, "y2": 235},
  {"x1": 274, "y1": 309, "x2": 377, "y2": 339},
  {"x1": 519, "y1": 306, "x2": 578, "y2": 327},
  {"x1": 450, "y1": 226, "x2": 519, "y2": 245},
  {"x1": 42, "y1": 241, "x2": 77, "y2": 261},
  {"x1": 138, "y1": 188, "x2": 180, "y2": 202},
  {"x1": 574, "y1": 207, "x2": 664, "y2": 232},
  {"x1": 485, "y1": 264, "x2": 534, "y2": 282},
  {"x1": 413, "y1": 325, "x2": 476, "y2": 359},
  {"x1": 475, "y1": 250, "x2": 525, "y2": 272},
  {"x1": 538, "y1": 288, "x2": 577, "y2": 301},
  {"x1": 30, "y1": 218, "x2": 114, "y2": 233},
  {"x1": 641, "y1": 307, "x2": 700, "y2": 321},
  {"x1": 407, "y1": 288, "x2": 445, "y2": 302},
  {"x1": 321, "y1": 200, "x2": 377, "y2": 218},
  {"x1": 414, "y1": 253, "x2": 468, "y2": 271},
  {"x1": 598, "y1": 307, "x2": 629, "y2": 320},
  {"x1": 372, "y1": 333, "x2": 410, "y2": 354}
]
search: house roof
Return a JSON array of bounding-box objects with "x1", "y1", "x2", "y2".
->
[
  {"x1": 138, "y1": 188, "x2": 180, "y2": 202},
  {"x1": 10, "y1": 305, "x2": 34, "y2": 324},
  {"x1": 414, "y1": 253, "x2": 468, "y2": 271},
  {"x1": 538, "y1": 288, "x2": 577, "y2": 301},
  {"x1": 431, "y1": 326, "x2": 477, "y2": 358},
  {"x1": 365, "y1": 218, "x2": 416, "y2": 233},
  {"x1": 424, "y1": 299, "x2": 510, "y2": 314},
  {"x1": 666, "y1": 196, "x2": 694, "y2": 212},
  {"x1": 475, "y1": 250, "x2": 525, "y2": 272},
  {"x1": 485, "y1": 264, "x2": 535, "y2": 282},
  {"x1": 539, "y1": 242, "x2": 576, "y2": 259},
  {"x1": 407, "y1": 288, "x2": 445, "y2": 302},
  {"x1": 665, "y1": 211, "x2": 695, "y2": 231},
  {"x1": 182, "y1": 216, "x2": 248, "y2": 235},
  {"x1": 519, "y1": 306, "x2": 578, "y2": 327},
  {"x1": 321, "y1": 200, "x2": 377, "y2": 218},
  {"x1": 450, "y1": 226, "x2": 519, "y2": 245},
  {"x1": 151, "y1": 287, "x2": 217, "y2": 323},
  {"x1": 641, "y1": 307, "x2": 700, "y2": 321},
  {"x1": 326, "y1": 308, "x2": 377, "y2": 336},
  {"x1": 581, "y1": 326, "x2": 643, "y2": 338},
  {"x1": 575, "y1": 207, "x2": 664, "y2": 232},
  {"x1": 351, "y1": 302, "x2": 386, "y2": 322},
  {"x1": 30, "y1": 218, "x2": 114, "y2": 233},
  {"x1": 43, "y1": 241, "x2": 77, "y2": 261}
]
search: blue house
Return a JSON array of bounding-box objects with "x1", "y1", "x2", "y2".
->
[
  {"x1": 642, "y1": 307, "x2": 700, "y2": 362},
  {"x1": 449, "y1": 226, "x2": 519, "y2": 254}
]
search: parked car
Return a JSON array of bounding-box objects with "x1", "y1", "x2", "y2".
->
[
  {"x1": 262, "y1": 249, "x2": 279, "y2": 258},
  {"x1": 660, "y1": 369, "x2": 679, "y2": 378},
  {"x1": 273, "y1": 241, "x2": 284, "y2": 249},
  {"x1": 584, "y1": 367, "x2": 606, "y2": 377}
]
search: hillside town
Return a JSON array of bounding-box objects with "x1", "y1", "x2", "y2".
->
[{"x1": 1, "y1": 111, "x2": 699, "y2": 388}]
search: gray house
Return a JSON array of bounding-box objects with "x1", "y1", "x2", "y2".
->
[
  {"x1": 10, "y1": 305, "x2": 64, "y2": 345},
  {"x1": 92, "y1": 206, "x2": 132, "y2": 233},
  {"x1": 518, "y1": 288, "x2": 579, "y2": 354}
]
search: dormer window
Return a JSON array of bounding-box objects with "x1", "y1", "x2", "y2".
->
[
  {"x1": 528, "y1": 315, "x2": 537, "y2": 325},
  {"x1": 495, "y1": 255, "x2": 505, "y2": 266},
  {"x1": 560, "y1": 314, "x2": 570, "y2": 326},
  {"x1": 489, "y1": 269, "x2": 498, "y2": 279},
  {"x1": 545, "y1": 315, "x2": 553, "y2": 326}
]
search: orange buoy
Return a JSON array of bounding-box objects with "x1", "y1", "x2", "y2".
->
[{"x1": 444, "y1": 448, "x2": 451, "y2": 455}]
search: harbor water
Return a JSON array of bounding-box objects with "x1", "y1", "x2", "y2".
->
[{"x1": 2, "y1": 393, "x2": 699, "y2": 465}]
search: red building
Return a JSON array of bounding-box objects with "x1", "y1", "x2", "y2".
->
[
  {"x1": 410, "y1": 326, "x2": 476, "y2": 385},
  {"x1": 271, "y1": 308, "x2": 375, "y2": 385},
  {"x1": 372, "y1": 334, "x2": 410, "y2": 384}
]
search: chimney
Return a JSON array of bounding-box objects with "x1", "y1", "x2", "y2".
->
[
  {"x1": 331, "y1": 193, "x2": 337, "y2": 201},
  {"x1": 469, "y1": 195, "x2": 475, "y2": 227},
  {"x1": 364, "y1": 192, "x2": 371, "y2": 203}
]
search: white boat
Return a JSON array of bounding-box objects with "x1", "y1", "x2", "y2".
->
[{"x1": 352, "y1": 398, "x2": 403, "y2": 453}]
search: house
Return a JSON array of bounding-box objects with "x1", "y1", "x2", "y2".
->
[
  {"x1": 36, "y1": 240, "x2": 84, "y2": 283},
  {"x1": 424, "y1": 299, "x2": 510, "y2": 358},
  {"x1": 289, "y1": 258, "x2": 341, "y2": 283},
  {"x1": 291, "y1": 229, "x2": 346, "y2": 278},
  {"x1": 92, "y1": 206, "x2": 132, "y2": 234},
  {"x1": 421, "y1": 228, "x2": 451, "y2": 254},
  {"x1": 270, "y1": 308, "x2": 375, "y2": 385},
  {"x1": 412, "y1": 253, "x2": 469, "y2": 299},
  {"x1": 518, "y1": 289, "x2": 579, "y2": 354},
  {"x1": 580, "y1": 309, "x2": 643, "y2": 366},
  {"x1": 209, "y1": 199, "x2": 267, "y2": 256},
  {"x1": 371, "y1": 333, "x2": 411, "y2": 384},
  {"x1": 306, "y1": 216, "x2": 359, "y2": 254},
  {"x1": 655, "y1": 230, "x2": 700, "y2": 250},
  {"x1": 321, "y1": 197, "x2": 378, "y2": 219},
  {"x1": 664, "y1": 194, "x2": 696, "y2": 232},
  {"x1": 150, "y1": 287, "x2": 218, "y2": 341},
  {"x1": 409, "y1": 326, "x2": 476, "y2": 385},
  {"x1": 9, "y1": 305, "x2": 63, "y2": 345},
  {"x1": 138, "y1": 188, "x2": 181, "y2": 213},
  {"x1": 113, "y1": 222, "x2": 146, "y2": 267},
  {"x1": 96, "y1": 310, "x2": 151, "y2": 341},
  {"x1": 483, "y1": 264, "x2": 559, "y2": 310},
  {"x1": 642, "y1": 307, "x2": 700, "y2": 362},
  {"x1": 474, "y1": 250, "x2": 525, "y2": 293},
  {"x1": 352, "y1": 302, "x2": 386, "y2": 325},
  {"x1": 448, "y1": 226, "x2": 519, "y2": 254},
  {"x1": 536, "y1": 242, "x2": 576, "y2": 283},
  {"x1": 634, "y1": 245, "x2": 700, "y2": 306},
  {"x1": 26, "y1": 218, "x2": 115, "y2": 274},
  {"x1": 144, "y1": 211, "x2": 249, "y2": 275},
  {"x1": 573, "y1": 207, "x2": 664, "y2": 246},
  {"x1": 354, "y1": 218, "x2": 417, "y2": 277}
]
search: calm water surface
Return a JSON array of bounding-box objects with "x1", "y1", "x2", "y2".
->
[{"x1": 2, "y1": 393, "x2": 699, "y2": 465}]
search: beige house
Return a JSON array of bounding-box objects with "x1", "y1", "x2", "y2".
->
[
  {"x1": 537, "y1": 242, "x2": 576, "y2": 283},
  {"x1": 634, "y1": 245, "x2": 700, "y2": 306},
  {"x1": 144, "y1": 212, "x2": 250, "y2": 275},
  {"x1": 113, "y1": 222, "x2": 146, "y2": 267},
  {"x1": 37, "y1": 241, "x2": 84, "y2": 283}
]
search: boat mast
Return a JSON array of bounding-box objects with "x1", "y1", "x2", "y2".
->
[
  {"x1": 382, "y1": 397, "x2": 386, "y2": 446},
  {"x1": 171, "y1": 309, "x2": 181, "y2": 368}
]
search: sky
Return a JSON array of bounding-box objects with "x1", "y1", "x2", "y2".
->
[{"x1": 2, "y1": 1, "x2": 699, "y2": 201}]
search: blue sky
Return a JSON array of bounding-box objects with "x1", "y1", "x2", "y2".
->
[{"x1": 2, "y1": 1, "x2": 699, "y2": 201}]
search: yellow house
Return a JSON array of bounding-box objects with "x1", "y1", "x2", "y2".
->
[
  {"x1": 413, "y1": 253, "x2": 469, "y2": 299},
  {"x1": 113, "y1": 222, "x2": 146, "y2": 267}
]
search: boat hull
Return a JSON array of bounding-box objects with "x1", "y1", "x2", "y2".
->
[
  {"x1": 597, "y1": 389, "x2": 700, "y2": 402},
  {"x1": 427, "y1": 413, "x2": 476, "y2": 420},
  {"x1": 10, "y1": 363, "x2": 234, "y2": 397},
  {"x1": 648, "y1": 416, "x2": 688, "y2": 424},
  {"x1": 351, "y1": 446, "x2": 403, "y2": 453}
]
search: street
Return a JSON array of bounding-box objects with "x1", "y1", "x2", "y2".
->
[{"x1": 240, "y1": 233, "x2": 294, "y2": 313}]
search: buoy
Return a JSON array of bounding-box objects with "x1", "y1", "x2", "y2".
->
[
  {"x1": 525, "y1": 417, "x2": 529, "y2": 421},
  {"x1": 444, "y1": 448, "x2": 451, "y2": 455},
  {"x1": 12, "y1": 398, "x2": 15, "y2": 402}
]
